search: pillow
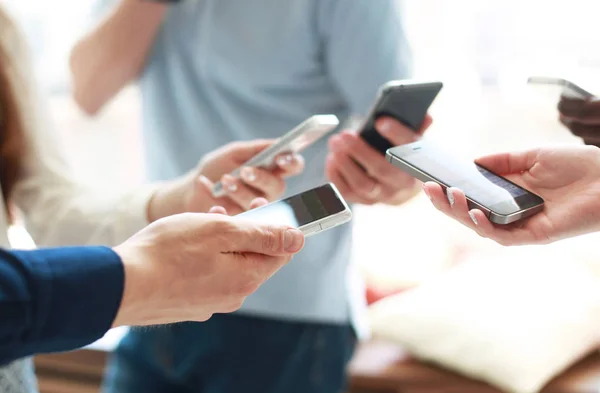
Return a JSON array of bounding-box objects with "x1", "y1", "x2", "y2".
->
[{"x1": 369, "y1": 247, "x2": 600, "y2": 393}]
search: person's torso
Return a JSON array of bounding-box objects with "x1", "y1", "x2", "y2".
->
[{"x1": 140, "y1": 0, "x2": 369, "y2": 323}]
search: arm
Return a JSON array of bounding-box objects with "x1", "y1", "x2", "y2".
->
[
  {"x1": 0, "y1": 246, "x2": 123, "y2": 365},
  {"x1": 69, "y1": 0, "x2": 167, "y2": 115},
  {"x1": 6, "y1": 15, "x2": 159, "y2": 247}
]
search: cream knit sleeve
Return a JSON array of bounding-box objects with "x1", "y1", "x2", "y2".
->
[{"x1": 2, "y1": 8, "x2": 158, "y2": 247}]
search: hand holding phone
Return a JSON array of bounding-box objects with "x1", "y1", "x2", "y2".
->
[
  {"x1": 212, "y1": 115, "x2": 339, "y2": 198},
  {"x1": 358, "y1": 80, "x2": 442, "y2": 154},
  {"x1": 412, "y1": 145, "x2": 600, "y2": 247},
  {"x1": 235, "y1": 183, "x2": 352, "y2": 237},
  {"x1": 386, "y1": 140, "x2": 544, "y2": 225},
  {"x1": 557, "y1": 96, "x2": 600, "y2": 147}
]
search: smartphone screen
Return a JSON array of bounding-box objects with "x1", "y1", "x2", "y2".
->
[
  {"x1": 387, "y1": 141, "x2": 543, "y2": 219},
  {"x1": 236, "y1": 184, "x2": 349, "y2": 232}
]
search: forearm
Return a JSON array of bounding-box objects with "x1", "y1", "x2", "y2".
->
[
  {"x1": 0, "y1": 247, "x2": 123, "y2": 365},
  {"x1": 70, "y1": 0, "x2": 167, "y2": 115},
  {"x1": 17, "y1": 179, "x2": 159, "y2": 247}
]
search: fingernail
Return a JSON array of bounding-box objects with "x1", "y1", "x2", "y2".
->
[
  {"x1": 376, "y1": 119, "x2": 392, "y2": 137},
  {"x1": 222, "y1": 177, "x2": 238, "y2": 192},
  {"x1": 198, "y1": 175, "x2": 212, "y2": 187},
  {"x1": 277, "y1": 154, "x2": 293, "y2": 167},
  {"x1": 447, "y1": 188, "x2": 455, "y2": 207},
  {"x1": 283, "y1": 229, "x2": 304, "y2": 253},
  {"x1": 469, "y1": 211, "x2": 478, "y2": 226},
  {"x1": 241, "y1": 167, "x2": 256, "y2": 182},
  {"x1": 422, "y1": 184, "x2": 431, "y2": 200},
  {"x1": 367, "y1": 184, "x2": 381, "y2": 198}
]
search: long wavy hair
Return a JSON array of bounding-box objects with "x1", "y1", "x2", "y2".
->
[{"x1": 0, "y1": 7, "x2": 27, "y2": 220}]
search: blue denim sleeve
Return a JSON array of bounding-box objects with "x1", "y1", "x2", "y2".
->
[
  {"x1": 0, "y1": 246, "x2": 124, "y2": 365},
  {"x1": 318, "y1": 0, "x2": 413, "y2": 116}
]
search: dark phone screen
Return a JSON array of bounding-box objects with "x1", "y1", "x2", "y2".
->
[
  {"x1": 375, "y1": 83, "x2": 442, "y2": 130},
  {"x1": 237, "y1": 184, "x2": 346, "y2": 228},
  {"x1": 359, "y1": 82, "x2": 442, "y2": 154},
  {"x1": 399, "y1": 143, "x2": 541, "y2": 215}
]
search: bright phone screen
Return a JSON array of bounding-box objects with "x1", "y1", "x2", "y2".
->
[
  {"x1": 237, "y1": 184, "x2": 346, "y2": 228},
  {"x1": 399, "y1": 142, "x2": 539, "y2": 215}
]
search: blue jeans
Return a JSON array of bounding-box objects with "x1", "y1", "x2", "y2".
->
[{"x1": 102, "y1": 314, "x2": 356, "y2": 393}]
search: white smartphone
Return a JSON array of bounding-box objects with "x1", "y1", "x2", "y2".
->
[
  {"x1": 386, "y1": 140, "x2": 544, "y2": 225},
  {"x1": 527, "y1": 76, "x2": 594, "y2": 99},
  {"x1": 212, "y1": 114, "x2": 339, "y2": 198},
  {"x1": 235, "y1": 183, "x2": 352, "y2": 237}
]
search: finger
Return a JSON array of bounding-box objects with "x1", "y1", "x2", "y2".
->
[
  {"x1": 325, "y1": 155, "x2": 375, "y2": 204},
  {"x1": 375, "y1": 117, "x2": 420, "y2": 146},
  {"x1": 220, "y1": 174, "x2": 262, "y2": 211},
  {"x1": 558, "y1": 97, "x2": 600, "y2": 124},
  {"x1": 329, "y1": 132, "x2": 404, "y2": 188},
  {"x1": 209, "y1": 206, "x2": 228, "y2": 215},
  {"x1": 423, "y1": 182, "x2": 453, "y2": 215},
  {"x1": 418, "y1": 114, "x2": 434, "y2": 134},
  {"x1": 273, "y1": 153, "x2": 305, "y2": 178},
  {"x1": 328, "y1": 152, "x2": 401, "y2": 202},
  {"x1": 239, "y1": 167, "x2": 285, "y2": 200},
  {"x1": 226, "y1": 219, "x2": 305, "y2": 255},
  {"x1": 227, "y1": 139, "x2": 276, "y2": 162},
  {"x1": 327, "y1": 152, "x2": 380, "y2": 198},
  {"x1": 196, "y1": 176, "x2": 243, "y2": 215},
  {"x1": 446, "y1": 188, "x2": 476, "y2": 227},
  {"x1": 250, "y1": 197, "x2": 269, "y2": 210},
  {"x1": 426, "y1": 184, "x2": 495, "y2": 238},
  {"x1": 466, "y1": 209, "x2": 534, "y2": 246},
  {"x1": 564, "y1": 122, "x2": 600, "y2": 140},
  {"x1": 558, "y1": 96, "x2": 586, "y2": 117},
  {"x1": 559, "y1": 114, "x2": 573, "y2": 129},
  {"x1": 474, "y1": 149, "x2": 539, "y2": 176}
]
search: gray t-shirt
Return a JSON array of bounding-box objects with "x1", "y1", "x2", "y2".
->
[{"x1": 140, "y1": 0, "x2": 411, "y2": 329}]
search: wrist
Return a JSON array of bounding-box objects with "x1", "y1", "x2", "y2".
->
[
  {"x1": 111, "y1": 245, "x2": 155, "y2": 327},
  {"x1": 146, "y1": 178, "x2": 188, "y2": 222}
]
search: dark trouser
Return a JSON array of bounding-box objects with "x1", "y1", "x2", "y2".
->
[{"x1": 102, "y1": 313, "x2": 356, "y2": 393}]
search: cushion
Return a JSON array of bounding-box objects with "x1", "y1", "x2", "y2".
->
[{"x1": 369, "y1": 247, "x2": 600, "y2": 393}]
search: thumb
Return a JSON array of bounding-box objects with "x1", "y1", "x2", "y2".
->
[
  {"x1": 229, "y1": 139, "x2": 276, "y2": 161},
  {"x1": 226, "y1": 219, "x2": 305, "y2": 256},
  {"x1": 475, "y1": 149, "x2": 539, "y2": 175},
  {"x1": 209, "y1": 205, "x2": 228, "y2": 215},
  {"x1": 249, "y1": 197, "x2": 269, "y2": 210}
]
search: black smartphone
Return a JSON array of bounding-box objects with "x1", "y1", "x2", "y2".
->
[
  {"x1": 386, "y1": 140, "x2": 544, "y2": 225},
  {"x1": 359, "y1": 80, "x2": 443, "y2": 154}
]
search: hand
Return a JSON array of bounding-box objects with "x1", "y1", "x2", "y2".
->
[
  {"x1": 207, "y1": 197, "x2": 269, "y2": 215},
  {"x1": 558, "y1": 96, "x2": 600, "y2": 147},
  {"x1": 112, "y1": 210, "x2": 305, "y2": 326},
  {"x1": 147, "y1": 140, "x2": 304, "y2": 220},
  {"x1": 423, "y1": 146, "x2": 600, "y2": 246},
  {"x1": 325, "y1": 115, "x2": 433, "y2": 205}
]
